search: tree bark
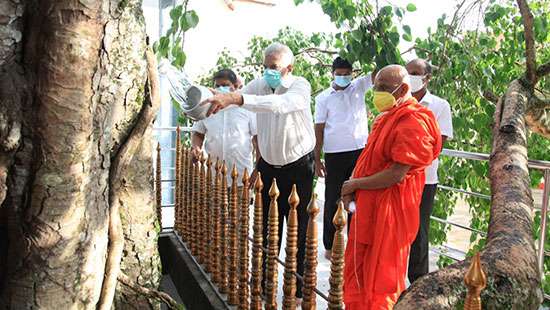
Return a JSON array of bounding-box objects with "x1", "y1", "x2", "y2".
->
[
  {"x1": 395, "y1": 80, "x2": 543, "y2": 309},
  {"x1": 0, "y1": 0, "x2": 162, "y2": 309}
]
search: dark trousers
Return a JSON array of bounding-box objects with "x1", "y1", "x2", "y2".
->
[
  {"x1": 257, "y1": 152, "x2": 314, "y2": 298},
  {"x1": 408, "y1": 183, "x2": 438, "y2": 283},
  {"x1": 323, "y1": 149, "x2": 363, "y2": 250}
]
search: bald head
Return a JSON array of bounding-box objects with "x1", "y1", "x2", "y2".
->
[
  {"x1": 374, "y1": 65, "x2": 411, "y2": 101},
  {"x1": 406, "y1": 59, "x2": 432, "y2": 75}
]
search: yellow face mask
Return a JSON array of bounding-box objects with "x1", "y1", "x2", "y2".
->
[{"x1": 373, "y1": 83, "x2": 403, "y2": 112}]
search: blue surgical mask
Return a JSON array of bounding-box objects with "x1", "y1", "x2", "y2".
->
[
  {"x1": 334, "y1": 75, "x2": 352, "y2": 88},
  {"x1": 217, "y1": 86, "x2": 232, "y2": 93},
  {"x1": 264, "y1": 69, "x2": 282, "y2": 89}
]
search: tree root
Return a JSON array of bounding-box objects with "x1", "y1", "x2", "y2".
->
[
  {"x1": 97, "y1": 45, "x2": 161, "y2": 309},
  {"x1": 118, "y1": 273, "x2": 181, "y2": 310}
]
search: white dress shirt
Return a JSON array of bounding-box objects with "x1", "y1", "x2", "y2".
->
[
  {"x1": 241, "y1": 74, "x2": 315, "y2": 166},
  {"x1": 192, "y1": 106, "x2": 257, "y2": 185},
  {"x1": 419, "y1": 91, "x2": 454, "y2": 184},
  {"x1": 314, "y1": 74, "x2": 373, "y2": 153}
]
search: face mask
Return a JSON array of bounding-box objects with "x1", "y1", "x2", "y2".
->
[
  {"x1": 373, "y1": 83, "x2": 403, "y2": 112},
  {"x1": 264, "y1": 69, "x2": 282, "y2": 89},
  {"x1": 410, "y1": 75, "x2": 426, "y2": 93},
  {"x1": 334, "y1": 75, "x2": 352, "y2": 88},
  {"x1": 217, "y1": 86, "x2": 232, "y2": 93}
]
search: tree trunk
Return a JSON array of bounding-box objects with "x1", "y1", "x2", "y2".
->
[
  {"x1": 0, "y1": 0, "x2": 162, "y2": 309},
  {"x1": 396, "y1": 80, "x2": 543, "y2": 309}
]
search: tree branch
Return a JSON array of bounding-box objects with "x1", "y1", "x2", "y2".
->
[
  {"x1": 483, "y1": 90, "x2": 499, "y2": 105},
  {"x1": 295, "y1": 47, "x2": 338, "y2": 56},
  {"x1": 526, "y1": 95, "x2": 550, "y2": 139},
  {"x1": 97, "y1": 45, "x2": 161, "y2": 310},
  {"x1": 517, "y1": 0, "x2": 537, "y2": 85},
  {"x1": 118, "y1": 273, "x2": 180, "y2": 310}
]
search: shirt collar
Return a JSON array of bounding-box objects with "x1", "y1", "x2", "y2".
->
[{"x1": 419, "y1": 90, "x2": 434, "y2": 105}]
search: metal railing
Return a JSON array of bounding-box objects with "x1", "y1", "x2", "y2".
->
[{"x1": 153, "y1": 127, "x2": 550, "y2": 297}]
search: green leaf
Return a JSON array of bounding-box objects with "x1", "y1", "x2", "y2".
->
[
  {"x1": 381, "y1": 6, "x2": 392, "y2": 15},
  {"x1": 403, "y1": 25, "x2": 411, "y2": 35},
  {"x1": 402, "y1": 33, "x2": 412, "y2": 42},
  {"x1": 184, "y1": 10, "x2": 199, "y2": 29},
  {"x1": 170, "y1": 5, "x2": 183, "y2": 21},
  {"x1": 406, "y1": 3, "x2": 417, "y2": 12}
]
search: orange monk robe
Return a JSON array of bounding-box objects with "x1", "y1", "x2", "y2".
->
[{"x1": 343, "y1": 97, "x2": 442, "y2": 310}]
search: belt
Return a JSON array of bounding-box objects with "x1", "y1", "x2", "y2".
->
[{"x1": 264, "y1": 152, "x2": 313, "y2": 170}]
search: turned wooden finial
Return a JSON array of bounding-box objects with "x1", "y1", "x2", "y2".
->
[
  {"x1": 155, "y1": 142, "x2": 162, "y2": 227},
  {"x1": 228, "y1": 163, "x2": 240, "y2": 305},
  {"x1": 175, "y1": 131, "x2": 181, "y2": 234},
  {"x1": 282, "y1": 184, "x2": 300, "y2": 309},
  {"x1": 184, "y1": 147, "x2": 192, "y2": 243},
  {"x1": 302, "y1": 193, "x2": 319, "y2": 310},
  {"x1": 205, "y1": 156, "x2": 213, "y2": 274},
  {"x1": 197, "y1": 155, "x2": 207, "y2": 265},
  {"x1": 328, "y1": 201, "x2": 347, "y2": 310},
  {"x1": 182, "y1": 145, "x2": 187, "y2": 242},
  {"x1": 238, "y1": 168, "x2": 251, "y2": 310},
  {"x1": 219, "y1": 161, "x2": 229, "y2": 294},
  {"x1": 190, "y1": 161, "x2": 198, "y2": 255},
  {"x1": 250, "y1": 172, "x2": 264, "y2": 310},
  {"x1": 265, "y1": 178, "x2": 280, "y2": 310},
  {"x1": 211, "y1": 157, "x2": 222, "y2": 287},
  {"x1": 464, "y1": 252, "x2": 487, "y2": 310}
]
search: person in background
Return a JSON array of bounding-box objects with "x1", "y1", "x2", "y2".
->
[
  {"x1": 340, "y1": 65, "x2": 442, "y2": 309},
  {"x1": 201, "y1": 43, "x2": 315, "y2": 304},
  {"x1": 191, "y1": 68, "x2": 258, "y2": 188},
  {"x1": 405, "y1": 58, "x2": 453, "y2": 283},
  {"x1": 314, "y1": 57, "x2": 374, "y2": 259}
]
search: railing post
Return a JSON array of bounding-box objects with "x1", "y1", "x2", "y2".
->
[
  {"x1": 205, "y1": 156, "x2": 213, "y2": 273},
  {"x1": 464, "y1": 252, "x2": 487, "y2": 310},
  {"x1": 302, "y1": 193, "x2": 319, "y2": 310},
  {"x1": 538, "y1": 169, "x2": 550, "y2": 278},
  {"x1": 250, "y1": 173, "x2": 264, "y2": 310},
  {"x1": 212, "y1": 159, "x2": 222, "y2": 286},
  {"x1": 184, "y1": 147, "x2": 191, "y2": 243},
  {"x1": 239, "y1": 169, "x2": 251, "y2": 310},
  {"x1": 155, "y1": 142, "x2": 162, "y2": 227},
  {"x1": 283, "y1": 184, "x2": 300, "y2": 309},
  {"x1": 228, "y1": 165, "x2": 240, "y2": 305},
  {"x1": 191, "y1": 160, "x2": 199, "y2": 255},
  {"x1": 174, "y1": 127, "x2": 180, "y2": 232},
  {"x1": 220, "y1": 162, "x2": 229, "y2": 294},
  {"x1": 177, "y1": 144, "x2": 184, "y2": 236},
  {"x1": 328, "y1": 201, "x2": 346, "y2": 310},
  {"x1": 265, "y1": 178, "x2": 280, "y2": 310},
  {"x1": 198, "y1": 155, "x2": 206, "y2": 264}
]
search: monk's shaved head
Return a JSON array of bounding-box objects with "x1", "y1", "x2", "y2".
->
[
  {"x1": 374, "y1": 64, "x2": 411, "y2": 101},
  {"x1": 375, "y1": 65, "x2": 409, "y2": 91}
]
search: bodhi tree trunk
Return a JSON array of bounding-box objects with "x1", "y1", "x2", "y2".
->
[{"x1": 0, "y1": 0, "x2": 163, "y2": 309}]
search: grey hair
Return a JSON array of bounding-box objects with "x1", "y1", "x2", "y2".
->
[{"x1": 264, "y1": 42, "x2": 294, "y2": 67}]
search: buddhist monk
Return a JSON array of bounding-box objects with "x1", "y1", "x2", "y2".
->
[{"x1": 340, "y1": 64, "x2": 442, "y2": 309}]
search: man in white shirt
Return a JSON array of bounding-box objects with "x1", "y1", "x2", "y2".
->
[
  {"x1": 406, "y1": 58, "x2": 454, "y2": 283},
  {"x1": 314, "y1": 57, "x2": 373, "y2": 259},
  {"x1": 191, "y1": 69, "x2": 258, "y2": 187},
  {"x1": 202, "y1": 43, "x2": 315, "y2": 301}
]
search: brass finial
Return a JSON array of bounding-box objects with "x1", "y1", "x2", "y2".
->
[
  {"x1": 265, "y1": 178, "x2": 280, "y2": 310},
  {"x1": 250, "y1": 172, "x2": 264, "y2": 310},
  {"x1": 219, "y1": 161, "x2": 229, "y2": 294},
  {"x1": 211, "y1": 162, "x2": 222, "y2": 286},
  {"x1": 238, "y1": 168, "x2": 251, "y2": 310},
  {"x1": 328, "y1": 201, "x2": 347, "y2": 310},
  {"x1": 302, "y1": 193, "x2": 319, "y2": 310},
  {"x1": 464, "y1": 252, "x2": 487, "y2": 310},
  {"x1": 228, "y1": 163, "x2": 240, "y2": 305},
  {"x1": 283, "y1": 184, "x2": 300, "y2": 309}
]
